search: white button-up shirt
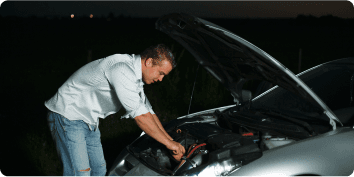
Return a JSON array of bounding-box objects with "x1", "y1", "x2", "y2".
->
[{"x1": 45, "y1": 54, "x2": 155, "y2": 131}]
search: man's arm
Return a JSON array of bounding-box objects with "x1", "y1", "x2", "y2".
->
[
  {"x1": 135, "y1": 112, "x2": 170, "y2": 145},
  {"x1": 135, "y1": 112, "x2": 185, "y2": 155},
  {"x1": 151, "y1": 114, "x2": 173, "y2": 141}
]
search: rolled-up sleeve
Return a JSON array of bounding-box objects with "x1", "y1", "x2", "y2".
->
[
  {"x1": 145, "y1": 96, "x2": 155, "y2": 115},
  {"x1": 105, "y1": 62, "x2": 150, "y2": 119}
]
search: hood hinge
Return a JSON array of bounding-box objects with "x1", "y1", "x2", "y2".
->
[{"x1": 324, "y1": 111, "x2": 337, "y2": 131}]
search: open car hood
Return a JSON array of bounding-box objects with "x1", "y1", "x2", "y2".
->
[{"x1": 155, "y1": 13, "x2": 342, "y2": 129}]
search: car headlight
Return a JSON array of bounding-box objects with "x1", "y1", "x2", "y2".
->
[
  {"x1": 108, "y1": 147, "x2": 162, "y2": 176},
  {"x1": 197, "y1": 158, "x2": 242, "y2": 176}
]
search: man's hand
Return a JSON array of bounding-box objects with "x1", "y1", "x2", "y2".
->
[{"x1": 166, "y1": 140, "x2": 186, "y2": 157}]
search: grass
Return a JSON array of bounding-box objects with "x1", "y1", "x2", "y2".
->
[
  {"x1": 8, "y1": 102, "x2": 182, "y2": 176},
  {"x1": 22, "y1": 131, "x2": 62, "y2": 175}
]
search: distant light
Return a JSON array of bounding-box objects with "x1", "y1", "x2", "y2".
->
[
  {"x1": 71, "y1": 14, "x2": 74, "y2": 18},
  {"x1": 90, "y1": 14, "x2": 93, "y2": 18}
]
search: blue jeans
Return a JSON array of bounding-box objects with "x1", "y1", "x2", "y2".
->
[{"x1": 47, "y1": 111, "x2": 107, "y2": 176}]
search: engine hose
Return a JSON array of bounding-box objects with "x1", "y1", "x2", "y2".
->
[
  {"x1": 186, "y1": 143, "x2": 206, "y2": 158},
  {"x1": 172, "y1": 128, "x2": 205, "y2": 162},
  {"x1": 175, "y1": 143, "x2": 207, "y2": 170}
]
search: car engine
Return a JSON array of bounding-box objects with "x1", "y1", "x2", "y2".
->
[{"x1": 128, "y1": 112, "x2": 296, "y2": 176}]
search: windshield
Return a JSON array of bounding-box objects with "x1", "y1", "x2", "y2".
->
[{"x1": 251, "y1": 59, "x2": 354, "y2": 122}]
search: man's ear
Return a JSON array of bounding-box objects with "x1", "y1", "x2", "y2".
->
[{"x1": 146, "y1": 58, "x2": 153, "y2": 67}]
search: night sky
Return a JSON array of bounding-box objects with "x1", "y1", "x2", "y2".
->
[
  {"x1": 1, "y1": 1, "x2": 354, "y2": 19},
  {"x1": 1, "y1": 1, "x2": 354, "y2": 176}
]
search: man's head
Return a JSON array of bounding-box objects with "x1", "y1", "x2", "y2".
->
[{"x1": 140, "y1": 44, "x2": 176, "y2": 84}]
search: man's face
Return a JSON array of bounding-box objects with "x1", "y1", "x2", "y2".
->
[{"x1": 142, "y1": 58, "x2": 172, "y2": 85}]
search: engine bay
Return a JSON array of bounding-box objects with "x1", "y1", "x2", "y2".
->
[{"x1": 128, "y1": 110, "x2": 297, "y2": 176}]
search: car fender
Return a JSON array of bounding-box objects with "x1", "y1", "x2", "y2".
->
[{"x1": 232, "y1": 127, "x2": 354, "y2": 176}]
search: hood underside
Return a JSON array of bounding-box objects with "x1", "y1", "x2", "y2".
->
[{"x1": 155, "y1": 13, "x2": 342, "y2": 127}]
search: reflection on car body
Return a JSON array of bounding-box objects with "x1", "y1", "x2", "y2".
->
[{"x1": 108, "y1": 13, "x2": 354, "y2": 176}]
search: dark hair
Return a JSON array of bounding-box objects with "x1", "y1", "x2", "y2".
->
[{"x1": 140, "y1": 44, "x2": 176, "y2": 68}]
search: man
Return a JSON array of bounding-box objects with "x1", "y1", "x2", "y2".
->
[{"x1": 45, "y1": 44, "x2": 186, "y2": 176}]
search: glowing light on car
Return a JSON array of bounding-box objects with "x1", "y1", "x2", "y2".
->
[{"x1": 196, "y1": 159, "x2": 241, "y2": 176}]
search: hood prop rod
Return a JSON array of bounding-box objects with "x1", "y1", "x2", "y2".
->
[{"x1": 188, "y1": 64, "x2": 200, "y2": 115}]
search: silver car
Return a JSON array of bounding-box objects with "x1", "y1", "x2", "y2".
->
[{"x1": 108, "y1": 13, "x2": 354, "y2": 176}]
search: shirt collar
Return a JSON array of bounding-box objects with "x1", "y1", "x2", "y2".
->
[{"x1": 134, "y1": 54, "x2": 144, "y2": 85}]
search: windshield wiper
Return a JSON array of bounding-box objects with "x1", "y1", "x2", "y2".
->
[{"x1": 254, "y1": 108, "x2": 317, "y2": 136}]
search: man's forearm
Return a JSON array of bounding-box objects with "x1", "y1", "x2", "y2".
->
[
  {"x1": 152, "y1": 114, "x2": 173, "y2": 140},
  {"x1": 134, "y1": 112, "x2": 172, "y2": 147}
]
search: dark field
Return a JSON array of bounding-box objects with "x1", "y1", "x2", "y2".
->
[{"x1": 1, "y1": 14, "x2": 353, "y2": 175}]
